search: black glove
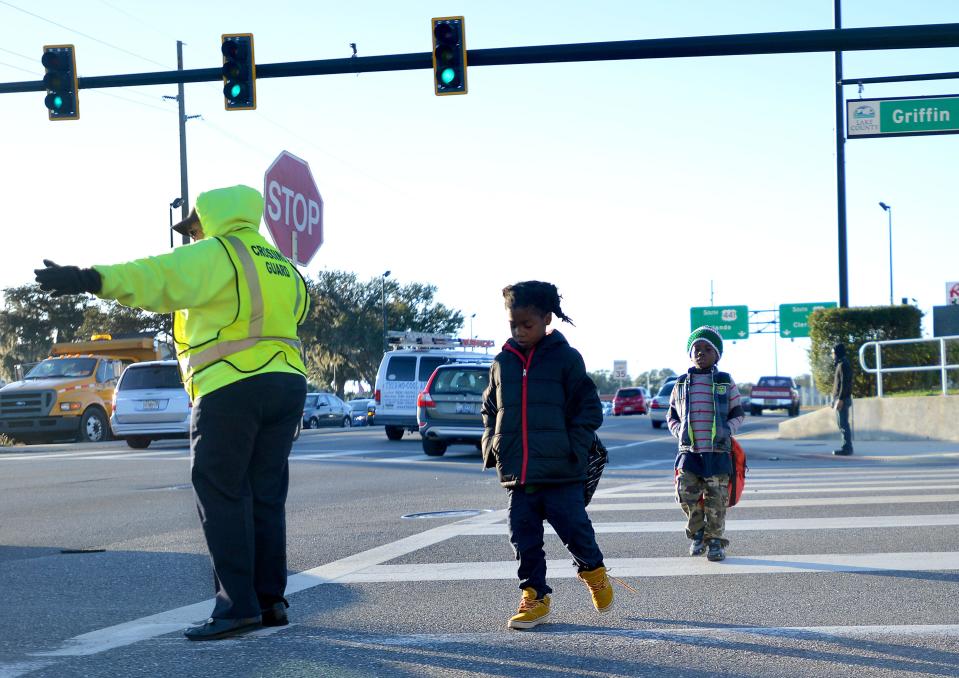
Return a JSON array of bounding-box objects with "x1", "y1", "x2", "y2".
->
[{"x1": 34, "y1": 260, "x2": 102, "y2": 297}]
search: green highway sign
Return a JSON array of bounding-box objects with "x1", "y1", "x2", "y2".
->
[
  {"x1": 690, "y1": 305, "x2": 749, "y2": 340},
  {"x1": 779, "y1": 302, "x2": 837, "y2": 338},
  {"x1": 847, "y1": 95, "x2": 959, "y2": 139}
]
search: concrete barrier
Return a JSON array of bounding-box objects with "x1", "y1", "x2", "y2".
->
[{"x1": 778, "y1": 396, "x2": 959, "y2": 442}]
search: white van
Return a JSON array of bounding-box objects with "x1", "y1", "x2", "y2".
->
[{"x1": 373, "y1": 332, "x2": 494, "y2": 441}]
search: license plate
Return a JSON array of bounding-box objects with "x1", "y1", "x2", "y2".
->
[
  {"x1": 455, "y1": 403, "x2": 477, "y2": 414},
  {"x1": 141, "y1": 400, "x2": 159, "y2": 410}
]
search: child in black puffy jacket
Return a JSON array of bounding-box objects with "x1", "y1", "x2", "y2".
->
[{"x1": 481, "y1": 280, "x2": 611, "y2": 630}]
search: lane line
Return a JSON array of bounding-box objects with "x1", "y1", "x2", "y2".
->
[
  {"x1": 335, "y1": 551, "x2": 959, "y2": 583},
  {"x1": 586, "y1": 494, "x2": 959, "y2": 510},
  {"x1": 460, "y1": 513, "x2": 959, "y2": 535}
]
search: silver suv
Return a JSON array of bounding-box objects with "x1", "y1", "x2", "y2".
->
[
  {"x1": 110, "y1": 360, "x2": 190, "y2": 449},
  {"x1": 416, "y1": 362, "x2": 491, "y2": 456}
]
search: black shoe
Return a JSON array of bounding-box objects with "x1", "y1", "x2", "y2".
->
[
  {"x1": 706, "y1": 539, "x2": 726, "y2": 562},
  {"x1": 261, "y1": 601, "x2": 289, "y2": 627},
  {"x1": 833, "y1": 448, "x2": 853, "y2": 456},
  {"x1": 689, "y1": 530, "x2": 706, "y2": 556},
  {"x1": 184, "y1": 616, "x2": 261, "y2": 641}
]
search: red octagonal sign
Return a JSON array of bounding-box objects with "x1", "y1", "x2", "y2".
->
[{"x1": 263, "y1": 150, "x2": 323, "y2": 266}]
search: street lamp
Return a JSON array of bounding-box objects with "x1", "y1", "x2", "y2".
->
[
  {"x1": 879, "y1": 202, "x2": 893, "y2": 305},
  {"x1": 168, "y1": 197, "x2": 184, "y2": 248},
  {"x1": 469, "y1": 313, "x2": 476, "y2": 339},
  {"x1": 381, "y1": 270, "x2": 391, "y2": 351}
]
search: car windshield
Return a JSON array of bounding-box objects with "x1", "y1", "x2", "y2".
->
[
  {"x1": 24, "y1": 358, "x2": 96, "y2": 380},
  {"x1": 758, "y1": 377, "x2": 791, "y2": 388},
  {"x1": 430, "y1": 369, "x2": 489, "y2": 396},
  {"x1": 119, "y1": 365, "x2": 183, "y2": 390},
  {"x1": 349, "y1": 401, "x2": 369, "y2": 411}
]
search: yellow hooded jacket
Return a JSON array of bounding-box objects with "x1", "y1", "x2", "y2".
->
[{"x1": 94, "y1": 185, "x2": 309, "y2": 399}]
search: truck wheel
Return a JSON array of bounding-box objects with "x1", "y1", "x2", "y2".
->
[
  {"x1": 789, "y1": 404, "x2": 800, "y2": 417},
  {"x1": 750, "y1": 406, "x2": 762, "y2": 416},
  {"x1": 126, "y1": 436, "x2": 151, "y2": 449},
  {"x1": 385, "y1": 426, "x2": 404, "y2": 441},
  {"x1": 422, "y1": 439, "x2": 447, "y2": 456},
  {"x1": 652, "y1": 420, "x2": 663, "y2": 429},
  {"x1": 78, "y1": 407, "x2": 110, "y2": 443}
]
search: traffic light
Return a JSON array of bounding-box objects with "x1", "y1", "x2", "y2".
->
[
  {"x1": 431, "y1": 17, "x2": 467, "y2": 96},
  {"x1": 221, "y1": 33, "x2": 256, "y2": 110},
  {"x1": 41, "y1": 44, "x2": 78, "y2": 120}
]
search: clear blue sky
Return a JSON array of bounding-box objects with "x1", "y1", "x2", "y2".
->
[{"x1": 2, "y1": 1, "x2": 957, "y2": 387}]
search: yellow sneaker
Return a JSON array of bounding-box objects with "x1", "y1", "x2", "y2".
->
[
  {"x1": 578, "y1": 566, "x2": 614, "y2": 613},
  {"x1": 508, "y1": 587, "x2": 550, "y2": 630}
]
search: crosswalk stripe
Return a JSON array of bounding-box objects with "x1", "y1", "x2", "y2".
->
[
  {"x1": 333, "y1": 551, "x2": 959, "y2": 583},
  {"x1": 586, "y1": 494, "x2": 959, "y2": 510},
  {"x1": 459, "y1": 513, "x2": 959, "y2": 535},
  {"x1": 606, "y1": 484, "x2": 959, "y2": 497}
]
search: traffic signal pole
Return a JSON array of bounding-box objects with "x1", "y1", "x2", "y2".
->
[
  {"x1": 834, "y1": 1, "x2": 849, "y2": 308},
  {"x1": 3, "y1": 23, "x2": 959, "y2": 95}
]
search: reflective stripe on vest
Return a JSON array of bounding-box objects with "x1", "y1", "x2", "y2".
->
[{"x1": 185, "y1": 235, "x2": 302, "y2": 372}]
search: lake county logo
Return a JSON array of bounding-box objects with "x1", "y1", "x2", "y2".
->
[{"x1": 848, "y1": 103, "x2": 880, "y2": 135}]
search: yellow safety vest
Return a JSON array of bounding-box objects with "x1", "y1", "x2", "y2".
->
[{"x1": 175, "y1": 232, "x2": 308, "y2": 399}]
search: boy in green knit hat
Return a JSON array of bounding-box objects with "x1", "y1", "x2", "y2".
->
[{"x1": 667, "y1": 326, "x2": 745, "y2": 561}]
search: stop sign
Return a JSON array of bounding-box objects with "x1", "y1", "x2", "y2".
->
[{"x1": 263, "y1": 150, "x2": 323, "y2": 266}]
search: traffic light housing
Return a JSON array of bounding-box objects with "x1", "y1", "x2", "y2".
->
[
  {"x1": 42, "y1": 44, "x2": 79, "y2": 120},
  {"x1": 431, "y1": 17, "x2": 467, "y2": 95},
  {"x1": 221, "y1": 33, "x2": 256, "y2": 110}
]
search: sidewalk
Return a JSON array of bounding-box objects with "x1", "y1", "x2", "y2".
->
[{"x1": 736, "y1": 431, "x2": 959, "y2": 462}]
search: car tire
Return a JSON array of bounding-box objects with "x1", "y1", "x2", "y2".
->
[
  {"x1": 789, "y1": 405, "x2": 800, "y2": 417},
  {"x1": 342, "y1": 416, "x2": 352, "y2": 428},
  {"x1": 126, "y1": 436, "x2": 151, "y2": 449},
  {"x1": 750, "y1": 406, "x2": 762, "y2": 416},
  {"x1": 78, "y1": 407, "x2": 110, "y2": 443},
  {"x1": 385, "y1": 426, "x2": 404, "y2": 441},
  {"x1": 423, "y1": 439, "x2": 447, "y2": 456},
  {"x1": 652, "y1": 420, "x2": 663, "y2": 429},
  {"x1": 308, "y1": 417, "x2": 319, "y2": 429}
]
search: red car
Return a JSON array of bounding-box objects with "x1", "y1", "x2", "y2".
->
[{"x1": 612, "y1": 387, "x2": 647, "y2": 416}]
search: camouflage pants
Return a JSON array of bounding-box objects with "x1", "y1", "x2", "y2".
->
[{"x1": 676, "y1": 471, "x2": 729, "y2": 547}]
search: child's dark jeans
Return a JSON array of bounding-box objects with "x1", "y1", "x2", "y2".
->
[{"x1": 507, "y1": 481, "x2": 604, "y2": 598}]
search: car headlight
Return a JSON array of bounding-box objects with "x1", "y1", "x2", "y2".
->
[{"x1": 59, "y1": 402, "x2": 82, "y2": 412}]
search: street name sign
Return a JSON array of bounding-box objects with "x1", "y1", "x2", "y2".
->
[
  {"x1": 690, "y1": 305, "x2": 749, "y2": 340},
  {"x1": 948, "y1": 281, "x2": 959, "y2": 306},
  {"x1": 263, "y1": 150, "x2": 323, "y2": 266},
  {"x1": 779, "y1": 302, "x2": 837, "y2": 338},
  {"x1": 847, "y1": 95, "x2": 959, "y2": 139}
]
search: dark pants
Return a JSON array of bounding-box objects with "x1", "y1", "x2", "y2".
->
[
  {"x1": 507, "y1": 482, "x2": 604, "y2": 599},
  {"x1": 191, "y1": 372, "x2": 306, "y2": 619},
  {"x1": 836, "y1": 397, "x2": 853, "y2": 452}
]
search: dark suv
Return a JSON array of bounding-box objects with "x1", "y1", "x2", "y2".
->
[{"x1": 416, "y1": 362, "x2": 491, "y2": 456}]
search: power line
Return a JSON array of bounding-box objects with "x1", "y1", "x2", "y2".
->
[
  {"x1": 0, "y1": 0, "x2": 171, "y2": 69},
  {"x1": 96, "y1": 0, "x2": 181, "y2": 44},
  {"x1": 0, "y1": 60, "x2": 37, "y2": 76}
]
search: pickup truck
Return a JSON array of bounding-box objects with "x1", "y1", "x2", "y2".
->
[{"x1": 749, "y1": 376, "x2": 800, "y2": 417}]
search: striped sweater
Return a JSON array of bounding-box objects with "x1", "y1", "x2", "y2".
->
[{"x1": 668, "y1": 371, "x2": 744, "y2": 453}]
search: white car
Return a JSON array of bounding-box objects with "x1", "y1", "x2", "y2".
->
[
  {"x1": 110, "y1": 360, "x2": 191, "y2": 449},
  {"x1": 647, "y1": 378, "x2": 678, "y2": 429}
]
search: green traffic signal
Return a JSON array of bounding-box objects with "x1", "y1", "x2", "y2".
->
[
  {"x1": 431, "y1": 17, "x2": 467, "y2": 96},
  {"x1": 41, "y1": 44, "x2": 78, "y2": 120},
  {"x1": 221, "y1": 33, "x2": 256, "y2": 110}
]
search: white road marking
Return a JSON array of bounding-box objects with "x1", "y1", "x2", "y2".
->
[
  {"x1": 586, "y1": 493, "x2": 959, "y2": 510},
  {"x1": 607, "y1": 484, "x2": 959, "y2": 497},
  {"x1": 333, "y1": 551, "x2": 959, "y2": 583}
]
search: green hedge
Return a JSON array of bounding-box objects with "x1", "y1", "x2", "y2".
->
[{"x1": 807, "y1": 305, "x2": 930, "y2": 398}]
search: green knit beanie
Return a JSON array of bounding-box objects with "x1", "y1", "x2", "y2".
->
[{"x1": 687, "y1": 326, "x2": 723, "y2": 358}]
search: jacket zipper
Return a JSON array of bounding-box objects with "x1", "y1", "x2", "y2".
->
[{"x1": 504, "y1": 343, "x2": 535, "y2": 484}]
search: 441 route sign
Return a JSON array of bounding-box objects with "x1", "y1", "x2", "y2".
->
[
  {"x1": 690, "y1": 305, "x2": 749, "y2": 340},
  {"x1": 779, "y1": 302, "x2": 837, "y2": 338}
]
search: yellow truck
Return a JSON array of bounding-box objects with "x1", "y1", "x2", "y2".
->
[{"x1": 0, "y1": 335, "x2": 172, "y2": 444}]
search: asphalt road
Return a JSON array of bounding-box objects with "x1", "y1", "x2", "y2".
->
[{"x1": 2, "y1": 413, "x2": 959, "y2": 677}]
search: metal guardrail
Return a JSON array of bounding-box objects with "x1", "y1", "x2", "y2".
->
[{"x1": 858, "y1": 335, "x2": 959, "y2": 397}]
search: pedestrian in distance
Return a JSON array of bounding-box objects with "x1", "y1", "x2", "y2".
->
[
  {"x1": 832, "y1": 342, "x2": 854, "y2": 456},
  {"x1": 34, "y1": 185, "x2": 310, "y2": 641},
  {"x1": 481, "y1": 281, "x2": 611, "y2": 630},
  {"x1": 667, "y1": 326, "x2": 745, "y2": 562}
]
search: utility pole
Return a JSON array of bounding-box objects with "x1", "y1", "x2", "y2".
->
[{"x1": 176, "y1": 41, "x2": 190, "y2": 244}]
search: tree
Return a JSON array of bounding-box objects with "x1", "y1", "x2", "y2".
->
[
  {"x1": 299, "y1": 271, "x2": 462, "y2": 396},
  {"x1": 634, "y1": 368, "x2": 678, "y2": 394}
]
